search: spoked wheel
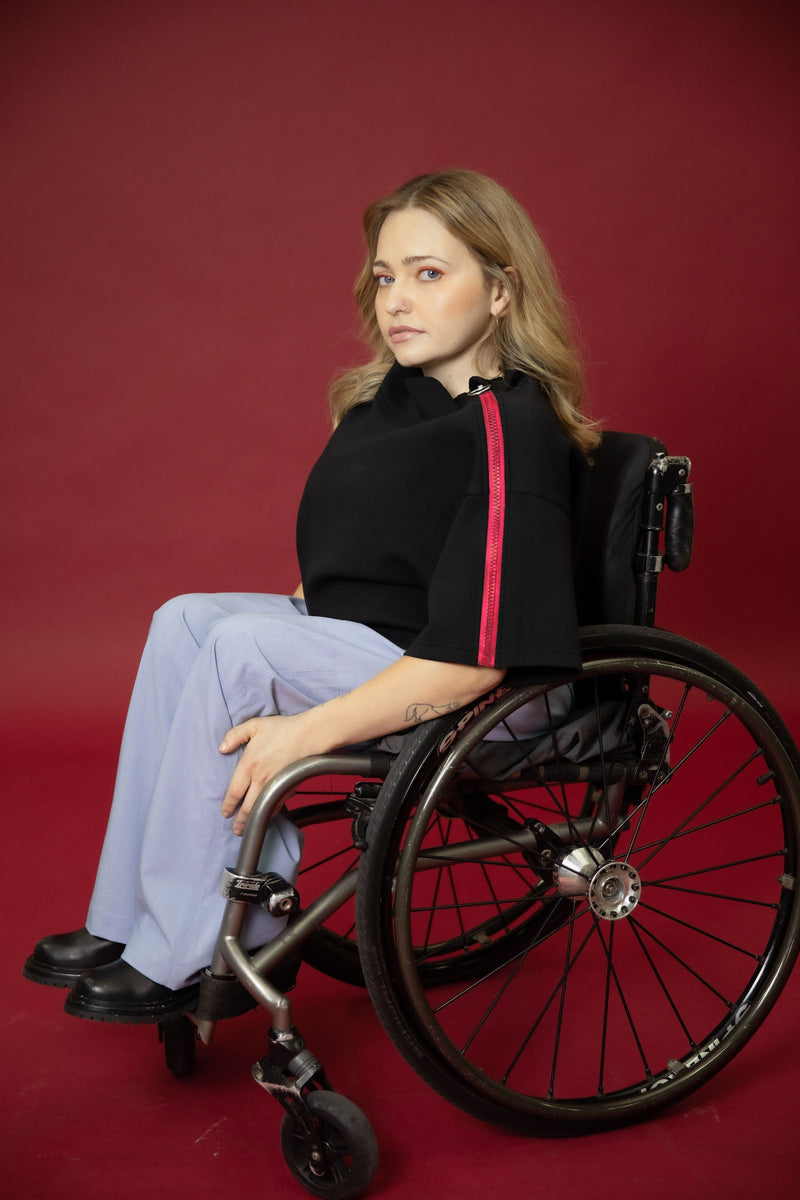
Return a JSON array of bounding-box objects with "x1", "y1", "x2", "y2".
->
[
  {"x1": 280, "y1": 1091, "x2": 378, "y2": 1199},
  {"x1": 358, "y1": 627, "x2": 800, "y2": 1134}
]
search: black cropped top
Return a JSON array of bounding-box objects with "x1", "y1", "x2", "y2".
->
[{"x1": 296, "y1": 363, "x2": 582, "y2": 673}]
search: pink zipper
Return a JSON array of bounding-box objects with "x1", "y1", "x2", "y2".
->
[{"x1": 477, "y1": 389, "x2": 506, "y2": 665}]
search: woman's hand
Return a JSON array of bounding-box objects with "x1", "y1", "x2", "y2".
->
[
  {"x1": 219, "y1": 713, "x2": 320, "y2": 835},
  {"x1": 219, "y1": 656, "x2": 506, "y2": 835}
]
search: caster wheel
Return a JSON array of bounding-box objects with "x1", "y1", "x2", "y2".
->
[
  {"x1": 280, "y1": 1091, "x2": 378, "y2": 1199},
  {"x1": 159, "y1": 1015, "x2": 197, "y2": 1076}
]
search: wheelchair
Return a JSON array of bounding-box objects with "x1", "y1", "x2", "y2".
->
[{"x1": 159, "y1": 432, "x2": 800, "y2": 1199}]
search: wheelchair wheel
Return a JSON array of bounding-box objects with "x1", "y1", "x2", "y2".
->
[
  {"x1": 290, "y1": 793, "x2": 368, "y2": 988},
  {"x1": 280, "y1": 1090, "x2": 378, "y2": 1199},
  {"x1": 357, "y1": 626, "x2": 800, "y2": 1134}
]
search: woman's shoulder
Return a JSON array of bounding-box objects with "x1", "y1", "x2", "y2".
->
[
  {"x1": 488, "y1": 373, "x2": 567, "y2": 450},
  {"x1": 493, "y1": 371, "x2": 558, "y2": 422},
  {"x1": 490, "y1": 374, "x2": 575, "y2": 497}
]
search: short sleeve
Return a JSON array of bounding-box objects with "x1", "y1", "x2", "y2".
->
[{"x1": 405, "y1": 384, "x2": 581, "y2": 672}]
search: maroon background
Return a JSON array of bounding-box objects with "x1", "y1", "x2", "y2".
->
[
  {"x1": 1, "y1": 4, "x2": 800, "y2": 1195},
  {"x1": 2, "y1": 3, "x2": 799, "y2": 1197},
  {"x1": 3, "y1": 0, "x2": 798, "y2": 730}
]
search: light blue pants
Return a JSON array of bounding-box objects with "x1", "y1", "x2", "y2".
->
[{"x1": 86, "y1": 593, "x2": 405, "y2": 989}]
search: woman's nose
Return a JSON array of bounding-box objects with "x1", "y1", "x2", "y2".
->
[{"x1": 383, "y1": 286, "x2": 409, "y2": 315}]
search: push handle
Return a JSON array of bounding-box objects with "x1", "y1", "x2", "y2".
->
[{"x1": 665, "y1": 480, "x2": 693, "y2": 572}]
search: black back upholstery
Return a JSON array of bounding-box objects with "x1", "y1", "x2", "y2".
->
[{"x1": 572, "y1": 431, "x2": 665, "y2": 627}]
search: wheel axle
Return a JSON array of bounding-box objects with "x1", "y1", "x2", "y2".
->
[{"x1": 588, "y1": 861, "x2": 642, "y2": 920}]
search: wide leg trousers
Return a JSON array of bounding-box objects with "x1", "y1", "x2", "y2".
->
[{"x1": 86, "y1": 593, "x2": 405, "y2": 989}]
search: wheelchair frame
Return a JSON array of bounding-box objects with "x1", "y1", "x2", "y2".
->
[{"x1": 159, "y1": 434, "x2": 800, "y2": 1199}]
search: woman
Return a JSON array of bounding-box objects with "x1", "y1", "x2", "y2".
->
[{"x1": 24, "y1": 169, "x2": 599, "y2": 1022}]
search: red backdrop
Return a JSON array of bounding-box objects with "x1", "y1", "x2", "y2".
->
[
  {"x1": 2, "y1": 0, "x2": 798, "y2": 733},
  {"x1": 3, "y1": 7, "x2": 800, "y2": 1197}
]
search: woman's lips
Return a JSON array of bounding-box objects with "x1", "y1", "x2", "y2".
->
[{"x1": 388, "y1": 326, "x2": 423, "y2": 343}]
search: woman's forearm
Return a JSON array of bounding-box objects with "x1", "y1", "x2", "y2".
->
[{"x1": 297, "y1": 655, "x2": 506, "y2": 752}]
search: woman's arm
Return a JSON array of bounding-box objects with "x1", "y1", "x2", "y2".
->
[{"x1": 219, "y1": 655, "x2": 505, "y2": 834}]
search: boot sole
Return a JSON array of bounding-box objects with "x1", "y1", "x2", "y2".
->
[
  {"x1": 63, "y1": 989, "x2": 199, "y2": 1025},
  {"x1": 23, "y1": 958, "x2": 82, "y2": 989}
]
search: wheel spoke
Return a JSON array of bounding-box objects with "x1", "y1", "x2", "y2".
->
[
  {"x1": 645, "y1": 881, "x2": 778, "y2": 910},
  {"x1": 596, "y1": 919, "x2": 652, "y2": 1089},
  {"x1": 624, "y1": 683, "x2": 692, "y2": 859},
  {"x1": 627, "y1": 916, "x2": 697, "y2": 1047},
  {"x1": 636, "y1": 898, "x2": 763, "y2": 960},
  {"x1": 631, "y1": 795, "x2": 780, "y2": 858},
  {"x1": 547, "y1": 914, "x2": 576, "y2": 1097},
  {"x1": 501, "y1": 909, "x2": 597, "y2": 1086},
  {"x1": 298, "y1": 845, "x2": 358, "y2": 877},
  {"x1": 423, "y1": 816, "x2": 461, "y2": 950},
  {"x1": 635, "y1": 745, "x2": 765, "y2": 872},
  {"x1": 643, "y1": 850, "x2": 785, "y2": 884},
  {"x1": 431, "y1": 899, "x2": 589, "y2": 1018},
  {"x1": 631, "y1": 916, "x2": 735, "y2": 1006}
]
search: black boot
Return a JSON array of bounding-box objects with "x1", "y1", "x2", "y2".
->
[
  {"x1": 23, "y1": 928, "x2": 125, "y2": 988},
  {"x1": 64, "y1": 959, "x2": 199, "y2": 1024}
]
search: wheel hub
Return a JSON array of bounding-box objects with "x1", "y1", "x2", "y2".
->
[
  {"x1": 554, "y1": 845, "x2": 605, "y2": 896},
  {"x1": 587, "y1": 861, "x2": 642, "y2": 920}
]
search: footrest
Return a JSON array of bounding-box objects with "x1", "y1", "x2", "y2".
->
[{"x1": 196, "y1": 951, "x2": 301, "y2": 1020}]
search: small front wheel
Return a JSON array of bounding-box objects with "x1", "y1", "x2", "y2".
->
[{"x1": 280, "y1": 1091, "x2": 378, "y2": 1199}]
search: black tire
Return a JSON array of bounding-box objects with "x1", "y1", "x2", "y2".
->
[
  {"x1": 160, "y1": 1015, "x2": 197, "y2": 1076},
  {"x1": 357, "y1": 626, "x2": 800, "y2": 1134},
  {"x1": 280, "y1": 1091, "x2": 379, "y2": 1199}
]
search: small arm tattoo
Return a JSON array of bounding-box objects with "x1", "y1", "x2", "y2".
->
[{"x1": 405, "y1": 700, "x2": 464, "y2": 725}]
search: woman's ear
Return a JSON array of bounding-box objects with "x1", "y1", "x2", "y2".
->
[{"x1": 490, "y1": 267, "x2": 518, "y2": 317}]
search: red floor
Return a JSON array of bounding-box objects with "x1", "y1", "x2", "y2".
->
[{"x1": 3, "y1": 718, "x2": 799, "y2": 1200}]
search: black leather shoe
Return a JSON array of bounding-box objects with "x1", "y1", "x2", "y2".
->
[
  {"x1": 63, "y1": 959, "x2": 199, "y2": 1024},
  {"x1": 23, "y1": 928, "x2": 125, "y2": 989}
]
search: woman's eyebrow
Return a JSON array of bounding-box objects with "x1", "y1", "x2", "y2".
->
[{"x1": 373, "y1": 255, "x2": 451, "y2": 269}]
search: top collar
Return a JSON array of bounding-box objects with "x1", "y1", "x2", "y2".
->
[{"x1": 376, "y1": 362, "x2": 518, "y2": 425}]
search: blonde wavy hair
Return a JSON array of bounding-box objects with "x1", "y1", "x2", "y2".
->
[{"x1": 329, "y1": 169, "x2": 599, "y2": 454}]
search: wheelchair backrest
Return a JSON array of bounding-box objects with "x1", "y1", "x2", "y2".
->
[{"x1": 572, "y1": 431, "x2": 693, "y2": 628}]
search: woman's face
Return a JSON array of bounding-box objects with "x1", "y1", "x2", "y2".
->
[{"x1": 373, "y1": 207, "x2": 508, "y2": 397}]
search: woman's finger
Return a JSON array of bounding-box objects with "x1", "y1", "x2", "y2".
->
[
  {"x1": 220, "y1": 755, "x2": 253, "y2": 818},
  {"x1": 232, "y1": 789, "x2": 256, "y2": 835},
  {"x1": 219, "y1": 719, "x2": 256, "y2": 753}
]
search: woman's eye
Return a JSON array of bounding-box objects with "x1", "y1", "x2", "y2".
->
[
  {"x1": 419, "y1": 268, "x2": 442, "y2": 281},
  {"x1": 375, "y1": 273, "x2": 394, "y2": 287}
]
